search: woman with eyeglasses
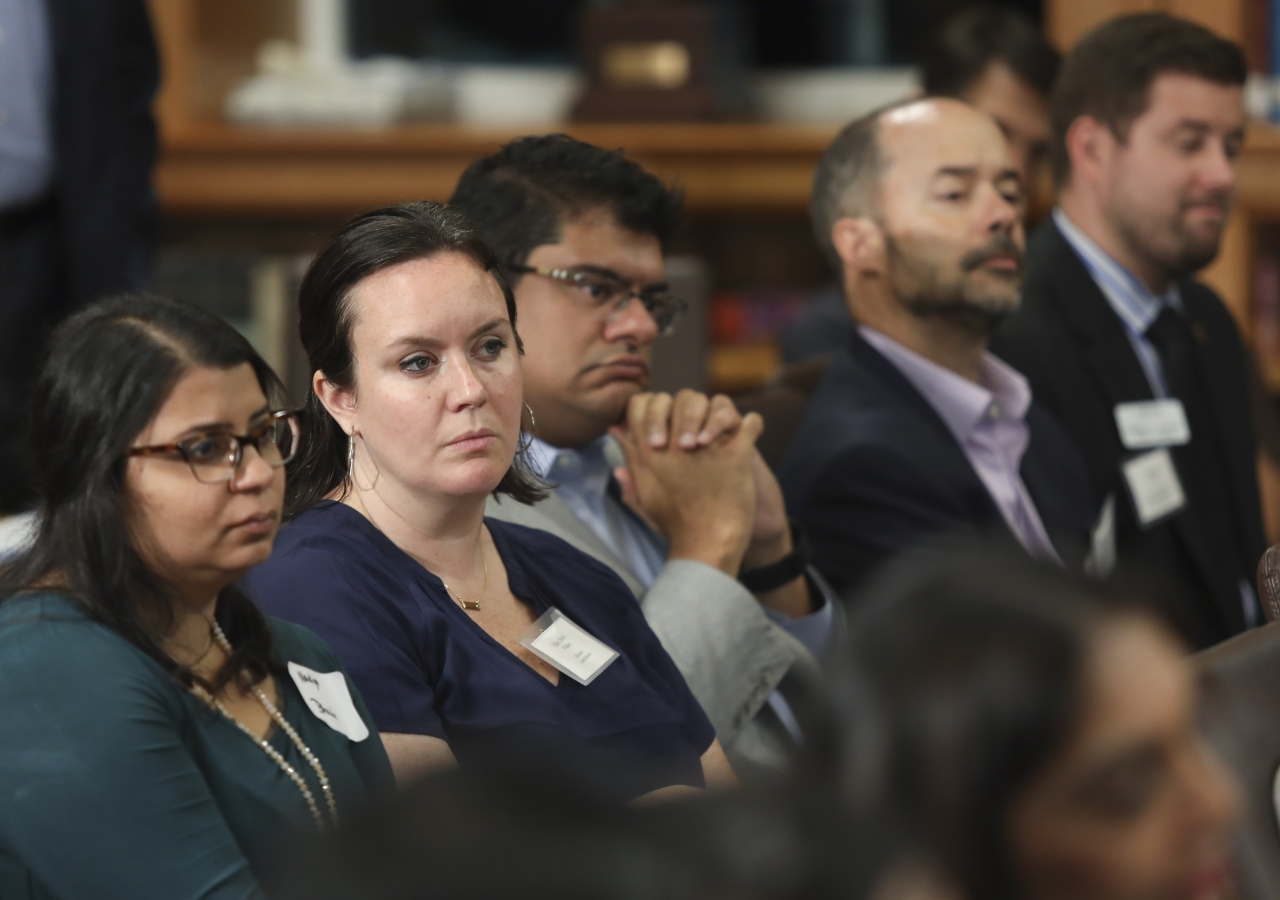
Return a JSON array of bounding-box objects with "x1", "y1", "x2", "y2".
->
[
  {"x1": 244, "y1": 201, "x2": 736, "y2": 803},
  {"x1": 0, "y1": 294, "x2": 393, "y2": 899}
]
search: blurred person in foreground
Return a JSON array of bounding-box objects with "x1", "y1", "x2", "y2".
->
[
  {"x1": 0, "y1": 294, "x2": 393, "y2": 899},
  {"x1": 835, "y1": 542, "x2": 1240, "y2": 900},
  {"x1": 245, "y1": 202, "x2": 736, "y2": 803},
  {"x1": 778, "y1": 97, "x2": 1097, "y2": 595},
  {"x1": 0, "y1": 0, "x2": 159, "y2": 512},
  {"x1": 269, "y1": 764, "x2": 960, "y2": 900},
  {"x1": 990, "y1": 14, "x2": 1265, "y2": 651},
  {"x1": 782, "y1": 5, "x2": 1059, "y2": 365},
  {"x1": 450, "y1": 135, "x2": 836, "y2": 781}
]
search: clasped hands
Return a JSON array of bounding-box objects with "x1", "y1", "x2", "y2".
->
[{"x1": 609, "y1": 390, "x2": 811, "y2": 618}]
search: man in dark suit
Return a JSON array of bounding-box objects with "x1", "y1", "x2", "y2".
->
[
  {"x1": 991, "y1": 14, "x2": 1263, "y2": 650},
  {"x1": 0, "y1": 0, "x2": 158, "y2": 511},
  {"x1": 779, "y1": 97, "x2": 1097, "y2": 594}
]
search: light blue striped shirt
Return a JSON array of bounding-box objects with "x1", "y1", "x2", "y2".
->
[
  {"x1": 525, "y1": 435, "x2": 669, "y2": 588},
  {"x1": 0, "y1": 0, "x2": 54, "y2": 210},
  {"x1": 1053, "y1": 208, "x2": 1181, "y2": 398},
  {"x1": 526, "y1": 434, "x2": 836, "y2": 738}
]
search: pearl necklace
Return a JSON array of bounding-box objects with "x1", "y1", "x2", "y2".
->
[{"x1": 193, "y1": 620, "x2": 339, "y2": 830}]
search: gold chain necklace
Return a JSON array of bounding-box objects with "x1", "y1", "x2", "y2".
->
[
  {"x1": 193, "y1": 620, "x2": 339, "y2": 830},
  {"x1": 442, "y1": 546, "x2": 488, "y2": 611},
  {"x1": 357, "y1": 497, "x2": 487, "y2": 612}
]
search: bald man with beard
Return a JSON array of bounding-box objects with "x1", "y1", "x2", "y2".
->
[{"x1": 780, "y1": 98, "x2": 1097, "y2": 593}]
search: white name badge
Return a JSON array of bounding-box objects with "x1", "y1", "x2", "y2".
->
[
  {"x1": 287, "y1": 662, "x2": 370, "y2": 742},
  {"x1": 1122, "y1": 448, "x2": 1187, "y2": 527},
  {"x1": 1114, "y1": 399, "x2": 1191, "y2": 450},
  {"x1": 519, "y1": 607, "x2": 619, "y2": 686}
]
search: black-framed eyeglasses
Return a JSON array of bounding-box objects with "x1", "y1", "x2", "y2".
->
[
  {"x1": 127, "y1": 410, "x2": 301, "y2": 484},
  {"x1": 507, "y1": 265, "x2": 687, "y2": 335}
]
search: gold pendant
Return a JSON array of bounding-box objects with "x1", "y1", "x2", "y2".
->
[{"x1": 443, "y1": 579, "x2": 481, "y2": 612}]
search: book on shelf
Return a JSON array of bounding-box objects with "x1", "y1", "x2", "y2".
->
[
  {"x1": 1253, "y1": 251, "x2": 1280, "y2": 390},
  {"x1": 1247, "y1": 0, "x2": 1268, "y2": 73}
]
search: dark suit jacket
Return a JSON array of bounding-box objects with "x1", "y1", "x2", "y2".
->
[
  {"x1": 0, "y1": 0, "x2": 158, "y2": 508},
  {"x1": 778, "y1": 329, "x2": 1098, "y2": 595},
  {"x1": 991, "y1": 220, "x2": 1267, "y2": 649}
]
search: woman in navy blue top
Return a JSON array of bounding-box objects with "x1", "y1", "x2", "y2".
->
[
  {"x1": 247, "y1": 503, "x2": 715, "y2": 801},
  {"x1": 246, "y1": 202, "x2": 733, "y2": 802}
]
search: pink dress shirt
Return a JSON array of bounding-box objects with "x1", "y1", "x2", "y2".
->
[{"x1": 860, "y1": 326, "x2": 1062, "y2": 565}]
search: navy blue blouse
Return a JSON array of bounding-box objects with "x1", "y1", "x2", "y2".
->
[{"x1": 243, "y1": 501, "x2": 715, "y2": 802}]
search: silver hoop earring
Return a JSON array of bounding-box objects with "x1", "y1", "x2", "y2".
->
[
  {"x1": 348, "y1": 430, "x2": 380, "y2": 491},
  {"x1": 523, "y1": 402, "x2": 536, "y2": 435}
]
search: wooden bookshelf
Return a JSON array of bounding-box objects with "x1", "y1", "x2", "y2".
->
[
  {"x1": 1224, "y1": 128, "x2": 1280, "y2": 391},
  {"x1": 156, "y1": 120, "x2": 840, "y2": 217},
  {"x1": 1045, "y1": 0, "x2": 1246, "y2": 54},
  {"x1": 153, "y1": 118, "x2": 842, "y2": 396},
  {"x1": 147, "y1": 0, "x2": 838, "y2": 216},
  {"x1": 153, "y1": 117, "x2": 1280, "y2": 344},
  {"x1": 149, "y1": 0, "x2": 1277, "y2": 391},
  {"x1": 145, "y1": 0, "x2": 846, "y2": 391},
  {"x1": 1198, "y1": 128, "x2": 1280, "y2": 348}
]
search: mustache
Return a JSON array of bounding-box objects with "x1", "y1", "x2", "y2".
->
[
  {"x1": 959, "y1": 234, "x2": 1024, "y2": 274},
  {"x1": 1180, "y1": 192, "x2": 1231, "y2": 214}
]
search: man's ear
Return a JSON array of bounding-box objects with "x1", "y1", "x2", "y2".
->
[
  {"x1": 831, "y1": 216, "x2": 885, "y2": 277},
  {"x1": 312, "y1": 370, "x2": 358, "y2": 436},
  {"x1": 1064, "y1": 115, "x2": 1114, "y2": 190}
]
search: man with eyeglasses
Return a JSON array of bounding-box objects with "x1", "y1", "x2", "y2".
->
[{"x1": 451, "y1": 135, "x2": 834, "y2": 781}]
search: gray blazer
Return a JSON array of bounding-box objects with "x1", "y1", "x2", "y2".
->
[{"x1": 486, "y1": 491, "x2": 820, "y2": 779}]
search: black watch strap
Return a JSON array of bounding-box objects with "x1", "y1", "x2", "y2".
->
[{"x1": 738, "y1": 519, "x2": 812, "y2": 593}]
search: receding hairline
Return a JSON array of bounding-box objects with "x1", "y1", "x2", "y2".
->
[
  {"x1": 809, "y1": 99, "x2": 908, "y2": 263},
  {"x1": 811, "y1": 97, "x2": 1015, "y2": 266},
  {"x1": 838, "y1": 98, "x2": 1005, "y2": 210}
]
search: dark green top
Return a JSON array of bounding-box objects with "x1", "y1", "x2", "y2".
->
[{"x1": 0, "y1": 592, "x2": 394, "y2": 900}]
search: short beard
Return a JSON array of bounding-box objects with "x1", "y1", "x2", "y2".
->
[
  {"x1": 1112, "y1": 201, "x2": 1226, "y2": 281},
  {"x1": 886, "y1": 233, "x2": 1022, "y2": 336}
]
